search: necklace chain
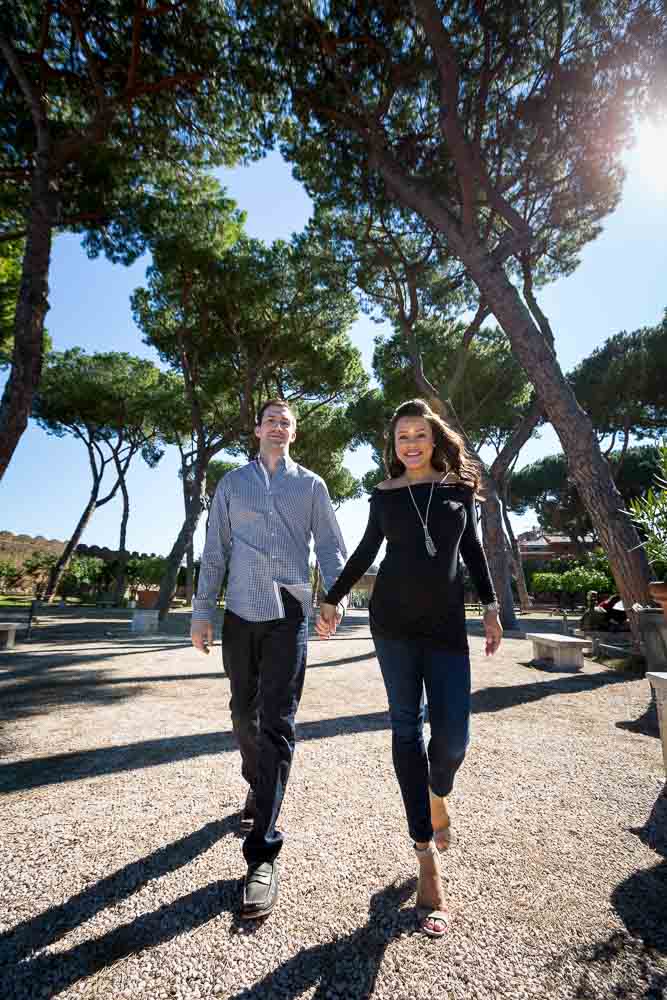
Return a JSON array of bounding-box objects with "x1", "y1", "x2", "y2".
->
[{"x1": 407, "y1": 477, "x2": 443, "y2": 557}]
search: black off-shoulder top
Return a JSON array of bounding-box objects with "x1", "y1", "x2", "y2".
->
[{"x1": 324, "y1": 482, "x2": 496, "y2": 651}]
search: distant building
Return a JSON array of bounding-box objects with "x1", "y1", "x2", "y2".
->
[
  {"x1": 517, "y1": 527, "x2": 595, "y2": 562},
  {"x1": 348, "y1": 565, "x2": 378, "y2": 607}
]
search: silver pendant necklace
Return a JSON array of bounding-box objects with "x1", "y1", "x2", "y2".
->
[{"x1": 407, "y1": 478, "x2": 439, "y2": 557}]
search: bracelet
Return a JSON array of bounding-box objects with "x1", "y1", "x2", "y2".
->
[{"x1": 483, "y1": 601, "x2": 500, "y2": 614}]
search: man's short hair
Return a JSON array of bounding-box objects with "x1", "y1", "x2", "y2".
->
[{"x1": 256, "y1": 398, "x2": 296, "y2": 426}]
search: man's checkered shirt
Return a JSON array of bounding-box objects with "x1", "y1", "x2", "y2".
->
[{"x1": 192, "y1": 456, "x2": 348, "y2": 624}]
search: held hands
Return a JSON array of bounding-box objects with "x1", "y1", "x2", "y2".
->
[
  {"x1": 484, "y1": 608, "x2": 503, "y2": 656},
  {"x1": 315, "y1": 601, "x2": 343, "y2": 639},
  {"x1": 191, "y1": 620, "x2": 214, "y2": 655}
]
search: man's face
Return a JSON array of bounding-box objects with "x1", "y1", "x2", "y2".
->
[{"x1": 255, "y1": 405, "x2": 296, "y2": 452}]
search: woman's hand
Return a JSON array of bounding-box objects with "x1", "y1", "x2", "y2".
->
[
  {"x1": 315, "y1": 601, "x2": 339, "y2": 638},
  {"x1": 484, "y1": 608, "x2": 503, "y2": 656}
]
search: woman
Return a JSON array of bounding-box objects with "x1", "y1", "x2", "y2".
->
[{"x1": 316, "y1": 399, "x2": 502, "y2": 938}]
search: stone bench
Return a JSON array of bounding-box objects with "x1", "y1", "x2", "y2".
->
[
  {"x1": 0, "y1": 623, "x2": 18, "y2": 650},
  {"x1": 525, "y1": 632, "x2": 589, "y2": 670},
  {"x1": 647, "y1": 672, "x2": 667, "y2": 776}
]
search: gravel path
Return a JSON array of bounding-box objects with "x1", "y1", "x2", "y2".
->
[{"x1": 0, "y1": 611, "x2": 665, "y2": 1000}]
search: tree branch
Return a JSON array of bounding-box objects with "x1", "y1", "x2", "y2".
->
[
  {"x1": 0, "y1": 35, "x2": 49, "y2": 142},
  {"x1": 489, "y1": 397, "x2": 544, "y2": 483},
  {"x1": 0, "y1": 230, "x2": 28, "y2": 243},
  {"x1": 444, "y1": 303, "x2": 489, "y2": 401},
  {"x1": 414, "y1": 0, "x2": 533, "y2": 247},
  {"x1": 62, "y1": 4, "x2": 107, "y2": 110},
  {"x1": 126, "y1": 0, "x2": 145, "y2": 95},
  {"x1": 521, "y1": 255, "x2": 555, "y2": 348}
]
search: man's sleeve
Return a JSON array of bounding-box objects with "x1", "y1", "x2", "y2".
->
[
  {"x1": 191, "y1": 477, "x2": 232, "y2": 624},
  {"x1": 311, "y1": 478, "x2": 348, "y2": 600}
]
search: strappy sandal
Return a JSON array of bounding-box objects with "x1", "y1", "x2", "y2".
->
[
  {"x1": 414, "y1": 842, "x2": 450, "y2": 938},
  {"x1": 429, "y1": 789, "x2": 453, "y2": 853}
]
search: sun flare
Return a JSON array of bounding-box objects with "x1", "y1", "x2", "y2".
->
[{"x1": 635, "y1": 119, "x2": 667, "y2": 190}]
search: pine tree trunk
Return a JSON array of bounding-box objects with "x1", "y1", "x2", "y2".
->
[
  {"x1": 466, "y1": 253, "x2": 651, "y2": 642},
  {"x1": 157, "y1": 466, "x2": 206, "y2": 620},
  {"x1": 479, "y1": 482, "x2": 518, "y2": 629},
  {"x1": 181, "y1": 466, "x2": 196, "y2": 605},
  {"x1": 112, "y1": 477, "x2": 130, "y2": 605},
  {"x1": 488, "y1": 401, "x2": 543, "y2": 616},
  {"x1": 500, "y1": 496, "x2": 532, "y2": 612},
  {"x1": 44, "y1": 492, "x2": 98, "y2": 602},
  {"x1": 0, "y1": 156, "x2": 53, "y2": 479},
  {"x1": 185, "y1": 540, "x2": 195, "y2": 605}
]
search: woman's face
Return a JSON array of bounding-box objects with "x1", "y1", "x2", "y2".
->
[{"x1": 394, "y1": 416, "x2": 435, "y2": 474}]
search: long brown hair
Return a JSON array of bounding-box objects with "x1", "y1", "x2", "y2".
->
[{"x1": 383, "y1": 399, "x2": 481, "y2": 492}]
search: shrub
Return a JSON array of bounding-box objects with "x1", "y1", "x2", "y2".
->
[
  {"x1": 559, "y1": 567, "x2": 614, "y2": 596},
  {"x1": 0, "y1": 560, "x2": 22, "y2": 591},
  {"x1": 126, "y1": 556, "x2": 166, "y2": 593},
  {"x1": 627, "y1": 444, "x2": 667, "y2": 580},
  {"x1": 531, "y1": 572, "x2": 564, "y2": 595}
]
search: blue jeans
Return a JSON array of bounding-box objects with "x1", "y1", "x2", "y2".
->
[
  {"x1": 373, "y1": 635, "x2": 471, "y2": 843},
  {"x1": 222, "y1": 597, "x2": 308, "y2": 865}
]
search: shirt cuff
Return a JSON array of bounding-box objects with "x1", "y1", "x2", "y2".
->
[
  {"x1": 191, "y1": 604, "x2": 218, "y2": 624},
  {"x1": 323, "y1": 587, "x2": 346, "y2": 607}
]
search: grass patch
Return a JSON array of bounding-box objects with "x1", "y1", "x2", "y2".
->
[{"x1": 0, "y1": 595, "x2": 33, "y2": 607}]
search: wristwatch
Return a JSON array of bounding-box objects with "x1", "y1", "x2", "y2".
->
[{"x1": 483, "y1": 601, "x2": 500, "y2": 614}]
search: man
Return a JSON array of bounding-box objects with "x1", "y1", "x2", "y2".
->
[{"x1": 191, "y1": 399, "x2": 347, "y2": 919}]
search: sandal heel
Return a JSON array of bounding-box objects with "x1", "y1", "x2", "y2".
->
[
  {"x1": 414, "y1": 842, "x2": 450, "y2": 938},
  {"x1": 429, "y1": 790, "x2": 453, "y2": 853}
]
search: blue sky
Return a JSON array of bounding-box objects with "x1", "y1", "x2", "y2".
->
[{"x1": 2, "y1": 128, "x2": 667, "y2": 559}]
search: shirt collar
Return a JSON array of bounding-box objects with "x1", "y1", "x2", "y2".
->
[{"x1": 256, "y1": 454, "x2": 295, "y2": 477}]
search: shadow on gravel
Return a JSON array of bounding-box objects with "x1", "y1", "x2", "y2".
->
[
  {"x1": 562, "y1": 790, "x2": 667, "y2": 1000},
  {"x1": 614, "y1": 787, "x2": 667, "y2": 953},
  {"x1": 471, "y1": 668, "x2": 627, "y2": 714},
  {"x1": 0, "y1": 667, "x2": 149, "y2": 730},
  {"x1": 307, "y1": 651, "x2": 377, "y2": 669},
  {"x1": 0, "y1": 671, "x2": 629, "y2": 794},
  {"x1": 0, "y1": 816, "x2": 239, "y2": 1000},
  {"x1": 228, "y1": 878, "x2": 417, "y2": 1000},
  {"x1": 0, "y1": 716, "x2": 388, "y2": 793},
  {"x1": 616, "y1": 699, "x2": 660, "y2": 738},
  {"x1": 3, "y1": 667, "x2": 225, "y2": 688},
  {"x1": 567, "y1": 929, "x2": 666, "y2": 1000},
  {"x1": 0, "y1": 644, "x2": 191, "y2": 682}
]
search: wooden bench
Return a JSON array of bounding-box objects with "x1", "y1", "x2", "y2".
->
[
  {"x1": 0, "y1": 623, "x2": 18, "y2": 650},
  {"x1": 525, "y1": 632, "x2": 589, "y2": 670}
]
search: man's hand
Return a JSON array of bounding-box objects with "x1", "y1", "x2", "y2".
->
[
  {"x1": 315, "y1": 601, "x2": 341, "y2": 639},
  {"x1": 483, "y1": 609, "x2": 503, "y2": 656},
  {"x1": 191, "y1": 620, "x2": 214, "y2": 654}
]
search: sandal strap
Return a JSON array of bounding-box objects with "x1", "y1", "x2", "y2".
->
[
  {"x1": 421, "y1": 910, "x2": 451, "y2": 937},
  {"x1": 414, "y1": 841, "x2": 437, "y2": 858}
]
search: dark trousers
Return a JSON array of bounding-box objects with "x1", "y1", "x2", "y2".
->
[
  {"x1": 372, "y1": 635, "x2": 471, "y2": 844},
  {"x1": 222, "y1": 598, "x2": 307, "y2": 865}
]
